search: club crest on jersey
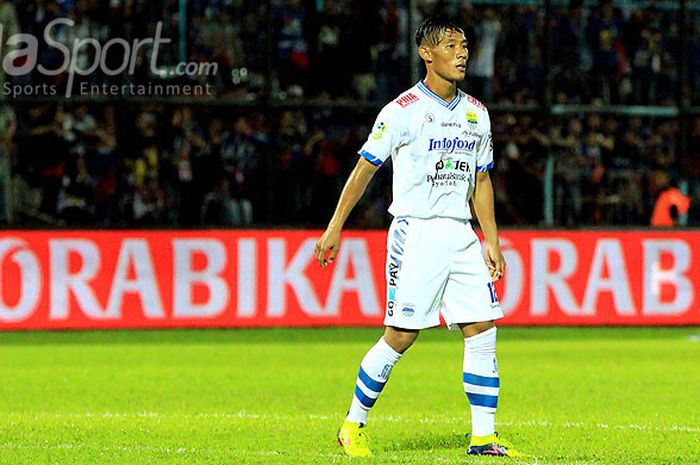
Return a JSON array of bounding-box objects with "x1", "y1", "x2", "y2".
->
[
  {"x1": 395, "y1": 92, "x2": 419, "y2": 108},
  {"x1": 372, "y1": 122, "x2": 388, "y2": 140},
  {"x1": 467, "y1": 111, "x2": 478, "y2": 128}
]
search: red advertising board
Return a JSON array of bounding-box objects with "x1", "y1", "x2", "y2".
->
[{"x1": 0, "y1": 230, "x2": 699, "y2": 330}]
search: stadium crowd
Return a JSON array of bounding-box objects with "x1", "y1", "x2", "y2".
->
[
  {"x1": 221, "y1": 0, "x2": 698, "y2": 105},
  {"x1": 0, "y1": 0, "x2": 695, "y2": 104},
  {"x1": 2, "y1": 102, "x2": 698, "y2": 228},
  {"x1": 0, "y1": 0, "x2": 698, "y2": 228}
]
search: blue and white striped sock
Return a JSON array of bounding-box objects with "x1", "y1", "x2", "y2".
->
[
  {"x1": 346, "y1": 337, "x2": 402, "y2": 424},
  {"x1": 463, "y1": 327, "x2": 499, "y2": 437}
]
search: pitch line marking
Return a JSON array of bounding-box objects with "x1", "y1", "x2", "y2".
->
[
  {"x1": 0, "y1": 443, "x2": 598, "y2": 465},
  {"x1": 2, "y1": 411, "x2": 699, "y2": 434},
  {"x1": 0, "y1": 443, "x2": 341, "y2": 459}
]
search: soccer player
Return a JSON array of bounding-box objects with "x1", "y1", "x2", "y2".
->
[{"x1": 314, "y1": 15, "x2": 522, "y2": 458}]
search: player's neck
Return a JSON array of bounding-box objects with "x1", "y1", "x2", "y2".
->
[{"x1": 422, "y1": 75, "x2": 458, "y2": 103}]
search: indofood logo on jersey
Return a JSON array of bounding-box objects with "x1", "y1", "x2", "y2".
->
[{"x1": 427, "y1": 137, "x2": 475, "y2": 154}]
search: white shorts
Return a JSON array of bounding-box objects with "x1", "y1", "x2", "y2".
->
[{"x1": 384, "y1": 216, "x2": 504, "y2": 330}]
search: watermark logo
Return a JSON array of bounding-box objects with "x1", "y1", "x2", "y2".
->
[{"x1": 0, "y1": 18, "x2": 218, "y2": 97}]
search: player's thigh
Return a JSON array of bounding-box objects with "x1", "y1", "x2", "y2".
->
[
  {"x1": 441, "y1": 240, "x2": 503, "y2": 327},
  {"x1": 384, "y1": 218, "x2": 450, "y2": 329}
]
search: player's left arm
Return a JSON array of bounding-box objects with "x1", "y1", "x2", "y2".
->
[{"x1": 471, "y1": 171, "x2": 505, "y2": 282}]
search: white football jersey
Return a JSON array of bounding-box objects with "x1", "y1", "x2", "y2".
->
[{"x1": 359, "y1": 81, "x2": 493, "y2": 221}]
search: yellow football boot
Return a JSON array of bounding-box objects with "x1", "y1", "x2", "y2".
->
[{"x1": 337, "y1": 420, "x2": 372, "y2": 457}]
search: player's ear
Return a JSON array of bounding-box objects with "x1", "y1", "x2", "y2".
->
[{"x1": 419, "y1": 45, "x2": 432, "y2": 63}]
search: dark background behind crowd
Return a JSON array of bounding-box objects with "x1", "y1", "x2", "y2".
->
[{"x1": 0, "y1": 0, "x2": 699, "y2": 228}]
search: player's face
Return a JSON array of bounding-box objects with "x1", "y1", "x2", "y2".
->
[{"x1": 427, "y1": 29, "x2": 468, "y2": 82}]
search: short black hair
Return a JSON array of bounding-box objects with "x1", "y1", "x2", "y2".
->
[{"x1": 415, "y1": 14, "x2": 464, "y2": 47}]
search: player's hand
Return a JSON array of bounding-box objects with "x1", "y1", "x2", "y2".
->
[
  {"x1": 485, "y1": 241, "x2": 505, "y2": 282},
  {"x1": 315, "y1": 227, "x2": 341, "y2": 268}
]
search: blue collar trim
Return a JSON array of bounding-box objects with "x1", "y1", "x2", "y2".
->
[{"x1": 417, "y1": 81, "x2": 461, "y2": 110}]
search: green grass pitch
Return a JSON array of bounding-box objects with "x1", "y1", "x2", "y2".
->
[{"x1": 1, "y1": 327, "x2": 699, "y2": 465}]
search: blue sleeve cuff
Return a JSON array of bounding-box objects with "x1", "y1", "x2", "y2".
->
[
  {"x1": 477, "y1": 161, "x2": 494, "y2": 172},
  {"x1": 359, "y1": 150, "x2": 383, "y2": 166}
]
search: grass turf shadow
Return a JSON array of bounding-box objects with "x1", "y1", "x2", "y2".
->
[{"x1": 382, "y1": 432, "x2": 467, "y2": 452}]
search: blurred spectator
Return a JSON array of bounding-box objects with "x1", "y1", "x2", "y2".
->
[
  {"x1": 686, "y1": 117, "x2": 700, "y2": 224},
  {"x1": 308, "y1": 1, "x2": 347, "y2": 98},
  {"x1": 690, "y1": 13, "x2": 700, "y2": 104},
  {"x1": 202, "y1": 176, "x2": 238, "y2": 225},
  {"x1": 270, "y1": 110, "x2": 307, "y2": 223},
  {"x1": 133, "y1": 178, "x2": 167, "y2": 225},
  {"x1": 58, "y1": 154, "x2": 94, "y2": 224},
  {"x1": 17, "y1": 106, "x2": 69, "y2": 220},
  {"x1": 218, "y1": 116, "x2": 258, "y2": 226},
  {"x1": 552, "y1": 118, "x2": 586, "y2": 227},
  {"x1": 509, "y1": 115, "x2": 549, "y2": 224},
  {"x1": 581, "y1": 114, "x2": 613, "y2": 222},
  {"x1": 170, "y1": 105, "x2": 205, "y2": 225},
  {"x1": 467, "y1": 7, "x2": 501, "y2": 102},
  {"x1": 272, "y1": 0, "x2": 308, "y2": 98},
  {"x1": 587, "y1": 0, "x2": 625, "y2": 103},
  {"x1": 0, "y1": 0, "x2": 19, "y2": 87},
  {"x1": 0, "y1": 106, "x2": 16, "y2": 224},
  {"x1": 551, "y1": 1, "x2": 590, "y2": 103},
  {"x1": 374, "y1": 1, "x2": 407, "y2": 100}
]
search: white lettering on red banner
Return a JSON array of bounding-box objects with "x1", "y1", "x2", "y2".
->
[
  {"x1": 0, "y1": 238, "x2": 41, "y2": 322},
  {"x1": 0, "y1": 230, "x2": 698, "y2": 329}
]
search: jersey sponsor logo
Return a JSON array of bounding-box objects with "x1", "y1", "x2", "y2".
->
[
  {"x1": 467, "y1": 95, "x2": 486, "y2": 110},
  {"x1": 388, "y1": 262, "x2": 399, "y2": 286},
  {"x1": 386, "y1": 278, "x2": 396, "y2": 316},
  {"x1": 395, "y1": 92, "x2": 419, "y2": 108},
  {"x1": 435, "y1": 156, "x2": 469, "y2": 173},
  {"x1": 428, "y1": 137, "x2": 476, "y2": 154},
  {"x1": 387, "y1": 220, "x2": 407, "y2": 318},
  {"x1": 426, "y1": 171, "x2": 468, "y2": 187},
  {"x1": 427, "y1": 153, "x2": 471, "y2": 187},
  {"x1": 425, "y1": 113, "x2": 434, "y2": 123},
  {"x1": 372, "y1": 121, "x2": 388, "y2": 140},
  {"x1": 441, "y1": 122, "x2": 462, "y2": 128}
]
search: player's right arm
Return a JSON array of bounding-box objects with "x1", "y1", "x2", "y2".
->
[
  {"x1": 315, "y1": 158, "x2": 380, "y2": 268},
  {"x1": 315, "y1": 102, "x2": 401, "y2": 268}
]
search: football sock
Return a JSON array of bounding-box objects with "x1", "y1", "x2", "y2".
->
[
  {"x1": 346, "y1": 337, "x2": 402, "y2": 424},
  {"x1": 463, "y1": 327, "x2": 499, "y2": 437}
]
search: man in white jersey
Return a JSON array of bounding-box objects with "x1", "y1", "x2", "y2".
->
[{"x1": 315, "y1": 15, "x2": 522, "y2": 458}]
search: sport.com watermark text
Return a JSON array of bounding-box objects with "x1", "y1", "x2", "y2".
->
[{"x1": 0, "y1": 18, "x2": 218, "y2": 97}]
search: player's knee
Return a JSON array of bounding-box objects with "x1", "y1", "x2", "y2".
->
[
  {"x1": 383, "y1": 327, "x2": 419, "y2": 354},
  {"x1": 460, "y1": 321, "x2": 496, "y2": 338}
]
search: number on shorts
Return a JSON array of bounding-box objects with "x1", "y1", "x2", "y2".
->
[{"x1": 487, "y1": 282, "x2": 498, "y2": 304}]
